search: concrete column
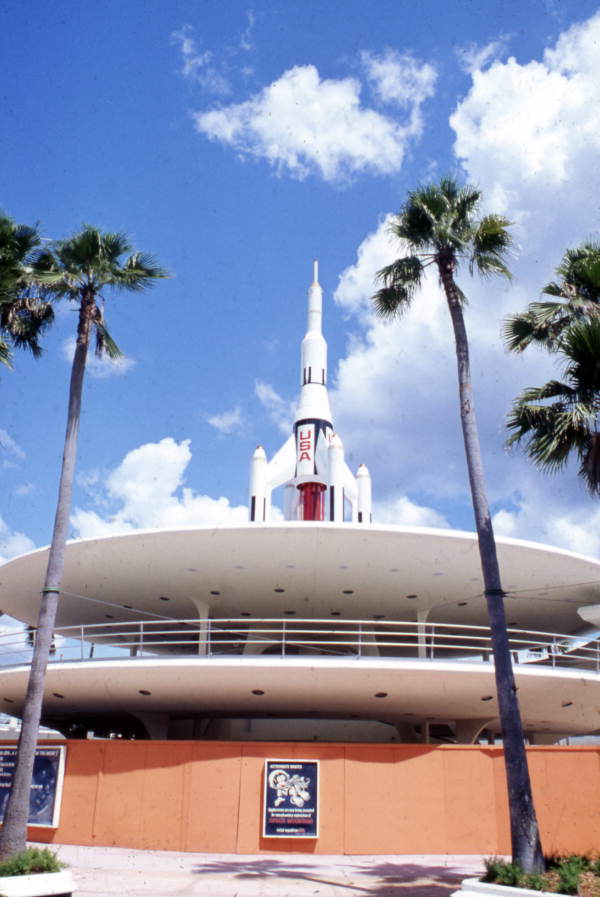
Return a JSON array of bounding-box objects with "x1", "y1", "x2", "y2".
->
[
  {"x1": 417, "y1": 608, "x2": 430, "y2": 659},
  {"x1": 132, "y1": 712, "x2": 170, "y2": 740},
  {"x1": 454, "y1": 719, "x2": 493, "y2": 744},
  {"x1": 190, "y1": 599, "x2": 210, "y2": 655}
]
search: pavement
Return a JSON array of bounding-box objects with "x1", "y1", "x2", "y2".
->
[{"x1": 44, "y1": 844, "x2": 486, "y2": 897}]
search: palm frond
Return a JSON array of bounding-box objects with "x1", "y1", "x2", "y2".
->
[
  {"x1": 94, "y1": 317, "x2": 122, "y2": 359},
  {"x1": 470, "y1": 215, "x2": 513, "y2": 278},
  {"x1": 0, "y1": 339, "x2": 12, "y2": 368},
  {"x1": 373, "y1": 284, "x2": 414, "y2": 319}
]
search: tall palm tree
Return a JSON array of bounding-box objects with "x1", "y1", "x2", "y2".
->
[
  {"x1": 504, "y1": 242, "x2": 600, "y2": 353},
  {"x1": 373, "y1": 178, "x2": 544, "y2": 873},
  {"x1": 507, "y1": 318, "x2": 600, "y2": 494},
  {"x1": 0, "y1": 212, "x2": 54, "y2": 368},
  {"x1": 0, "y1": 226, "x2": 167, "y2": 859}
]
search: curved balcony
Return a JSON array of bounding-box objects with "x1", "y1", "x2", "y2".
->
[{"x1": 2, "y1": 617, "x2": 599, "y2": 670}]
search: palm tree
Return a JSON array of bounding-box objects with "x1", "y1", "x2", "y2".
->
[
  {"x1": 504, "y1": 242, "x2": 600, "y2": 353},
  {"x1": 507, "y1": 318, "x2": 600, "y2": 493},
  {"x1": 0, "y1": 226, "x2": 167, "y2": 859},
  {"x1": 373, "y1": 178, "x2": 544, "y2": 873},
  {"x1": 0, "y1": 212, "x2": 54, "y2": 368}
]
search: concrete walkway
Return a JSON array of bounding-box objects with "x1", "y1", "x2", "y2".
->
[{"x1": 48, "y1": 844, "x2": 485, "y2": 897}]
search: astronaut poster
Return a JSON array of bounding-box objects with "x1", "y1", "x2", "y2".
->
[
  {"x1": 0, "y1": 746, "x2": 66, "y2": 828},
  {"x1": 263, "y1": 759, "x2": 319, "y2": 838}
]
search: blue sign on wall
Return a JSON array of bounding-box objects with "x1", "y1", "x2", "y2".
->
[
  {"x1": 263, "y1": 759, "x2": 319, "y2": 838},
  {"x1": 0, "y1": 746, "x2": 66, "y2": 828}
]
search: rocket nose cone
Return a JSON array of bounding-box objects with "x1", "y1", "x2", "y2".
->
[
  {"x1": 252, "y1": 445, "x2": 267, "y2": 460},
  {"x1": 329, "y1": 433, "x2": 343, "y2": 449},
  {"x1": 356, "y1": 464, "x2": 371, "y2": 478}
]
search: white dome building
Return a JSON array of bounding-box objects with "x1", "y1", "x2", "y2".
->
[{"x1": 1, "y1": 265, "x2": 599, "y2": 746}]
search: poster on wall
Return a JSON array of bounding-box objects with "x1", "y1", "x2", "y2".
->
[
  {"x1": 263, "y1": 759, "x2": 319, "y2": 838},
  {"x1": 0, "y1": 745, "x2": 66, "y2": 828}
]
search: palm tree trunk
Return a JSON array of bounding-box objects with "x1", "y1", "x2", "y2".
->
[
  {"x1": 438, "y1": 252, "x2": 544, "y2": 873},
  {"x1": 0, "y1": 290, "x2": 93, "y2": 859}
]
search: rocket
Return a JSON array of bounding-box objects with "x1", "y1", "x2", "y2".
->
[{"x1": 249, "y1": 262, "x2": 372, "y2": 523}]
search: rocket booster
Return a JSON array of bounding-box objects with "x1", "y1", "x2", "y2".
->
[{"x1": 248, "y1": 261, "x2": 372, "y2": 523}]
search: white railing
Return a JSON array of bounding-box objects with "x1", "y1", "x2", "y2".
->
[{"x1": 0, "y1": 618, "x2": 598, "y2": 672}]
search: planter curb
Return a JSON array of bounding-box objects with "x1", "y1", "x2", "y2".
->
[
  {"x1": 452, "y1": 878, "x2": 569, "y2": 897},
  {"x1": 0, "y1": 869, "x2": 75, "y2": 897}
]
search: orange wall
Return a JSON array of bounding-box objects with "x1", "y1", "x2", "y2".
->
[{"x1": 19, "y1": 741, "x2": 600, "y2": 855}]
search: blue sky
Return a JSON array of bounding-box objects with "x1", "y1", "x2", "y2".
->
[{"x1": 2, "y1": 0, "x2": 600, "y2": 562}]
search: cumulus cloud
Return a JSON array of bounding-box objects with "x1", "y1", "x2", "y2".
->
[
  {"x1": 207, "y1": 406, "x2": 244, "y2": 435},
  {"x1": 493, "y1": 487, "x2": 600, "y2": 559},
  {"x1": 0, "y1": 430, "x2": 25, "y2": 462},
  {"x1": 62, "y1": 337, "x2": 136, "y2": 379},
  {"x1": 361, "y1": 49, "x2": 436, "y2": 121},
  {"x1": 71, "y1": 438, "x2": 247, "y2": 539},
  {"x1": 456, "y1": 36, "x2": 511, "y2": 73},
  {"x1": 0, "y1": 516, "x2": 35, "y2": 565},
  {"x1": 323, "y1": 11, "x2": 600, "y2": 558},
  {"x1": 451, "y1": 11, "x2": 600, "y2": 255},
  {"x1": 374, "y1": 496, "x2": 450, "y2": 528},
  {"x1": 255, "y1": 380, "x2": 294, "y2": 434},
  {"x1": 171, "y1": 24, "x2": 231, "y2": 95},
  {"x1": 195, "y1": 58, "x2": 435, "y2": 183}
]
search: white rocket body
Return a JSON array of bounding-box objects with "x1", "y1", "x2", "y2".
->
[{"x1": 249, "y1": 262, "x2": 372, "y2": 523}]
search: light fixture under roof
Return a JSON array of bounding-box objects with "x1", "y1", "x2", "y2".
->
[
  {"x1": 481, "y1": 695, "x2": 494, "y2": 702},
  {"x1": 375, "y1": 692, "x2": 388, "y2": 698},
  {"x1": 457, "y1": 602, "x2": 467, "y2": 607},
  {"x1": 406, "y1": 594, "x2": 417, "y2": 600},
  {"x1": 139, "y1": 689, "x2": 151, "y2": 696},
  {"x1": 3, "y1": 698, "x2": 14, "y2": 704},
  {"x1": 53, "y1": 692, "x2": 65, "y2": 699},
  {"x1": 284, "y1": 610, "x2": 296, "y2": 615},
  {"x1": 343, "y1": 589, "x2": 354, "y2": 595},
  {"x1": 274, "y1": 588, "x2": 285, "y2": 593},
  {"x1": 159, "y1": 596, "x2": 170, "y2": 602},
  {"x1": 251, "y1": 689, "x2": 264, "y2": 696},
  {"x1": 210, "y1": 590, "x2": 221, "y2": 596},
  {"x1": 330, "y1": 611, "x2": 341, "y2": 616},
  {"x1": 561, "y1": 701, "x2": 573, "y2": 708},
  {"x1": 240, "y1": 611, "x2": 251, "y2": 617}
]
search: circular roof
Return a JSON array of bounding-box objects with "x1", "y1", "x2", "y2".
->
[{"x1": 1, "y1": 523, "x2": 599, "y2": 633}]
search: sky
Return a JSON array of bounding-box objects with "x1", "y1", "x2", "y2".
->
[{"x1": 2, "y1": 0, "x2": 600, "y2": 568}]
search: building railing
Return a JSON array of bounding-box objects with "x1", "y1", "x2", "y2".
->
[{"x1": 0, "y1": 618, "x2": 598, "y2": 672}]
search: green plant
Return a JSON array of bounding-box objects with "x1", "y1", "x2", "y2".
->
[
  {"x1": 523, "y1": 872, "x2": 547, "y2": 890},
  {"x1": 483, "y1": 857, "x2": 524, "y2": 886},
  {"x1": 0, "y1": 846, "x2": 64, "y2": 876},
  {"x1": 557, "y1": 855, "x2": 590, "y2": 895}
]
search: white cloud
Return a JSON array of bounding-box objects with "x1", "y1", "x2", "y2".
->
[
  {"x1": 195, "y1": 60, "x2": 434, "y2": 183},
  {"x1": 71, "y1": 438, "x2": 247, "y2": 539},
  {"x1": 255, "y1": 380, "x2": 294, "y2": 434},
  {"x1": 171, "y1": 24, "x2": 231, "y2": 95},
  {"x1": 451, "y1": 11, "x2": 600, "y2": 255},
  {"x1": 62, "y1": 337, "x2": 136, "y2": 379},
  {"x1": 0, "y1": 516, "x2": 35, "y2": 565},
  {"x1": 14, "y1": 482, "x2": 34, "y2": 497},
  {"x1": 0, "y1": 430, "x2": 25, "y2": 461},
  {"x1": 361, "y1": 49, "x2": 436, "y2": 125},
  {"x1": 374, "y1": 496, "x2": 450, "y2": 528},
  {"x1": 456, "y1": 36, "x2": 510, "y2": 73},
  {"x1": 207, "y1": 406, "x2": 244, "y2": 435},
  {"x1": 493, "y1": 487, "x2": 600, "y2": 559},
  {"x1": 322, "y1": 11, "x2": 600, "y2": 558},
  {"x1": 239, "y1": 10, "x2": 256, "y2": 52}
]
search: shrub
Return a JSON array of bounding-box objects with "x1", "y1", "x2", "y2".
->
[
  {"x1": 483, "y1": 858, "x2": 524, "y2": 887},
  {"x1": 0, "y1": 847, "x2": 64, "y2": 877}
]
